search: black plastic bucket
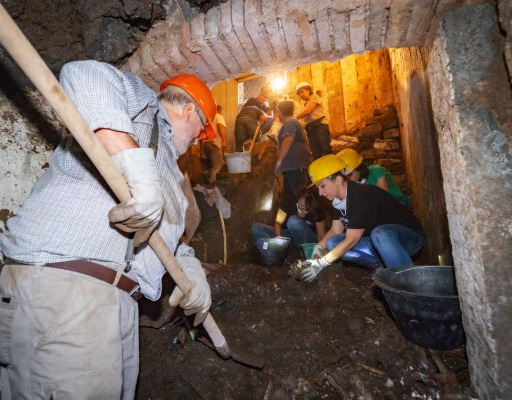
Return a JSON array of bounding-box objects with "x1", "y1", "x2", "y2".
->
[
  {"x1": 374, "y1": 265, "x2": 465, "y2": 349},
  {"x1": 251, "y1": 237, "x2": 291, "y2": 267}
]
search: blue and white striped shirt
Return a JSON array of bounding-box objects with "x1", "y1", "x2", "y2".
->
[{"x1": 0, "y1": 60, "x2": 193, "y2": 301}]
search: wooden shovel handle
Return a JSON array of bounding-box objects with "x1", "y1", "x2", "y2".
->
[
  {"x1": 0, "y1": 4, "x2": 228, "y2": 352},
  {"x1": 248, "y1": 123, "x2": 261, "y2": 153}
]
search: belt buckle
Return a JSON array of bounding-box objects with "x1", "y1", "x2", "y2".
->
[{"x1": 130, "y1": 286, "x2": 143, "y2": 301}]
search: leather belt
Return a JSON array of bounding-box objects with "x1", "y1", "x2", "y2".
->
[{"x1": 7, "y1": 259, "x2": 142, "y2": 301}]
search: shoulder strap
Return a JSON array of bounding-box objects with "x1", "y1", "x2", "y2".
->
[{"x1": 149, "y1": 111, "x2": 159, "y2": 156}]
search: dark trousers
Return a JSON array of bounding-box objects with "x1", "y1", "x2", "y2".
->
[
  {"x1": 307, "y1": 123, "x2": 332, "y2": 160},
  {"x1": 282, "y1": 168, "x2": 310, "y2": 207},
  {"x1": 234, "y1": 116, "x2": 258, "y2": 152}
]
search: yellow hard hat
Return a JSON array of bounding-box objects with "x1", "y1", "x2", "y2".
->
[
  {"x1": 308, "y1": 154, "x2": 348, "y2": 186},
  {"x1": 336, "y1": 148, "x2": 363, "y2": 173}
]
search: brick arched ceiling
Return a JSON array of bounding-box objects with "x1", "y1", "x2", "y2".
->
[{"x1": 123, "y1": 0, "x2": 473, "y2": 90}]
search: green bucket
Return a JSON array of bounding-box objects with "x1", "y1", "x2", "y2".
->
[{"x1": 300, "y1": 243, "x2": 316, "y2": 259}]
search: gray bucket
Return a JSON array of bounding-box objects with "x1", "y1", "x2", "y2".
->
[
  {"x1": 374, "y1": 265, "x2": 465, "y2": 349},
  {"x1": 251, "y1": 237, "x2": 291, "y2": 267}
]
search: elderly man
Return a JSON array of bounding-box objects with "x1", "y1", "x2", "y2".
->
[{"x1": 0, "y1": 60, "x2": 215, "y2": 399}]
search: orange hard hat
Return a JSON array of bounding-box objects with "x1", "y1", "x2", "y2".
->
[{"x1": 160, "y1": 74, "x2": 217, "y2": 140}]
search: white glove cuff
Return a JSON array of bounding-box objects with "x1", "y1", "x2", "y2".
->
[
  {"x1": 112, "y1": 148, "x2": 160, "y2": 182},
  {"x1": 318, "y1": 256, "x2": 331, "y2": 268},
  {"x1": 176, "y1": 256, "x2": 205, "y2": 278}
]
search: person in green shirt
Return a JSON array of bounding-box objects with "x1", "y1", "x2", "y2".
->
[{"x1": 337, "y1": 148, "x2": 410, "y2": 206}]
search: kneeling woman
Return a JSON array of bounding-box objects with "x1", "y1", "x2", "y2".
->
[
  {"x1": 302, "y1": 155, "x2": 424, "y2": 282},
  {"x1": 251, "y1": 187, "x2": 327, "y2": 248}
]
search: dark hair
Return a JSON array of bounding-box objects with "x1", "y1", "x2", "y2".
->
[
  {"x1": 298, "y1": 187, "x2": 325, "y2": 222},
  {"x1": 277, "y1": 100, "x2": 294, "y2": 117},
  {"x1": 327, "y1": 171, "x2": 349, "y2": 182},
  {"x1": 355, "y1": 162, "x2": 370, "y2": 181},
  {"x1": 296, "y1": 85, "x2": 313, "y2": 96},
  {"x1": 217, "y1": 105, "x2": 223, "y2": 112}
]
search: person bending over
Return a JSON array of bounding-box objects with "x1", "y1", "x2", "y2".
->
[
  {"x1": 251, "y1": 187, "x2": 327, "y2": 248},
  {"x1": 301, "y1": 155, "x2": 424, "y2": 282},
  {"x1": 0, "y1": 61, "x2": 215, "y2": 399}
]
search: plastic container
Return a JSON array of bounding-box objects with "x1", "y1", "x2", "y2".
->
[
  {"x1": 225, "y1": 151, "x2": 251, "y2": 174},
  {"x1": 251, "y1": 237, "x2": 291, "y2": 267},
  {"x1": 373, "y1": 265, "x2": 465, "y2": 349},
  {"x1": 300, "y1": 243, "x2": 316, "y2": 259}
]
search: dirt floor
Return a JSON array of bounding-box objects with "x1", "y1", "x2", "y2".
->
[
  {"x1": 136, "y1": 259, "x2": 475, "y2": 400},
  {"x1": 135, "y1": 143, "x2": 476, "y2": 399}
]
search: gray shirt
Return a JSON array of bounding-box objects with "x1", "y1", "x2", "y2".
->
[
  {"x1": 302, "y1": 93, "x2": 329, "y2": 125},
  {"x1": 0, "y1": 60, "x2": 193, "y2": 301},
  {"x1": 278, "y1": 118, "x2": 313, "y2": 171}
]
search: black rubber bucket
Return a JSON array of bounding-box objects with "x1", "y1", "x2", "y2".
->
[
  {"x1": 251, "y1": 237, "x2": 291, "y2": 267},
  {"x1": 374, "y1": 265, "x2": 465, "y2": 349}
]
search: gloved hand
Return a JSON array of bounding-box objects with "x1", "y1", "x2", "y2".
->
[
  {"x1": 300, "y1": 256, "x2": 331, "y2": 283},
  {"x1": 274, "y1": 160, "x2": 282, "y2": 177},
  {"x1": 169, "y1": 256, "x2": 212, "y2": 326},
  {"x1": 311, "y1": 244, "x2": 328, "y2": 260},
  {"x1": 109, "y1": 148, "x2": 164, "y2": 247}
]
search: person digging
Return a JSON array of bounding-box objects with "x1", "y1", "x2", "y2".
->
[{"x1": 0, "y1": 61, "x2": 216, "y2": 399}]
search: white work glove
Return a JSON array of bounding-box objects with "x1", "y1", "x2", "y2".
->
[
  {"x1": 169, "y1": 256, "x2": 212, "y2": 326},
  {"x1": 300, "y1": 256, "x2": 331, "y2": 283},
  {"x1": 109, "y1": 148, "x2": 164, "y2": 247},
  {"x1": 274, "y1": 160, "x2": 282, "y2": 177},
  {"x1": 311, "y1": 244, "x2": 328, "y2": 260}
]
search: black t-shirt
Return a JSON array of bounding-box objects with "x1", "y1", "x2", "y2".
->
[
  {"x1": 238, "y1": 105, "x2": 264, "y2": 120},
  {"x1": 333, "y1": 181, "x2": 422, "y2": 236},
  {"x1": 243, "y1": 97, "x2": 269, "y2": 112}
]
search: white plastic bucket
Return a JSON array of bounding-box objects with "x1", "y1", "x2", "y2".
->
[{"x1": 225, "y1": 151, "x2": 251, "y2": 173}]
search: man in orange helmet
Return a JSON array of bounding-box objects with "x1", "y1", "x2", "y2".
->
[{"x1": 0, "y1": 60, "x2": 215, "y2": 399}]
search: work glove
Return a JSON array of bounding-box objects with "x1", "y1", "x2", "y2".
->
[
  {"x1": 274, "y1": 160, "x2": 282, "y2": 177},
  {"x1": 300, "y1": 256, "x2": 331, "y2": 283},
  {"x1": 109, "y1": 148, "x2": 164, "y2": 247},
  {"x1": 311, "y1": 244, "x2": 328, "y2": 260},
  {"x1": 169, "y1": 256, "x2": 212, "y2": 326}
]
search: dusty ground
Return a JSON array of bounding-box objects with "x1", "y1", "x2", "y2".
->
[
  {"x1": 135, "y1": 143, "x2": 475, "y2": 399},
  {"x1": 136, "y1": 259, "x2": 475, "y2": 400}
]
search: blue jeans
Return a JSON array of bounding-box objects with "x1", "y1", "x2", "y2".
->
[
  {"x1": 326, "y1": 235, "x2": 381, "y2": 267},
  {"x1": 326, "y1": 224, "x2": 424, "y2": 268},
  {"x1": 251, "y1": 216, "x2": 317, "y2": 248}
]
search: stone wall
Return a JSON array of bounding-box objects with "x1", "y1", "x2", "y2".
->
[
  {"x1": 331, "y1": 105, "x2": 409, "y2": 195},
  {"x1": 387, "y1": 46, "x2": 450, "y2": 265},
  {"x1": 429, "y1": 4, "x2": 512, "y2": 398},
  {"x1": 0, "y1": 52, "x2": 63, "y2": 233}
]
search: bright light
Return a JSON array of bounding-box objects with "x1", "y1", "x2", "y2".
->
[
  {"x1": 261, "y1": 193, "x2": 273, "y2": 211},
  {"x1": 273, "y1": 78, "x2": 285, "y2": 90}
]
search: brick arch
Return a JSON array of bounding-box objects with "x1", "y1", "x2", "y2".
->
[{"x1": 123, "y1": 0, "x2": 464, "y2": 89}]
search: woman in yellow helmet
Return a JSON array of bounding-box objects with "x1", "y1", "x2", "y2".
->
[
  {"x1": 300, "y1": 155, "x2": 424, "y2": 282},
  {"x1": 336, "y1": 148, "x2": 410, "y2": 206}
]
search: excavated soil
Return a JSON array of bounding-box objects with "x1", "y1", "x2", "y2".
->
[
  {"x1": 136, "y1": 259, "x2": 475, "y2": 399},
  {"x1": 135, "y1": 144, "x2": 475, "y2": 399}
]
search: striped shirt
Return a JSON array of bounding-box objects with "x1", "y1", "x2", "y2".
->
[{"x1": 0, "y1": 60, "x2": 193, "y2": 301}]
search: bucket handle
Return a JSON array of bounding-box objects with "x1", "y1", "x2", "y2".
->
[{"x1": 374, "y1": 280, "x2": 404, "y2": 295}]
